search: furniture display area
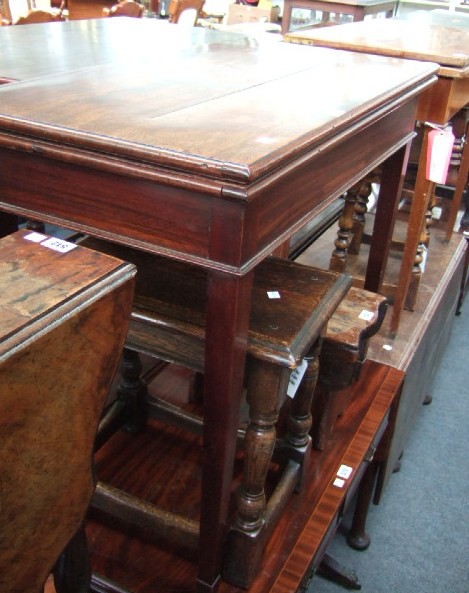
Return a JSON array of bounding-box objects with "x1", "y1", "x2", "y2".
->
[
  {"x1": 78, "y1": 240, "x2": 354, "y2": 589},
  {"x1": 0, "y1": 229, "x2": 136, "y2": 592},
  {"x1": 285, "y1": 14, "x2": 469, "y2": 334},
  {"x1": 281, "y1": 0, "x2": 397, "y2": 37},
  {"x1": 0, "y1": 17, "x2": 438, "y2": 593}
]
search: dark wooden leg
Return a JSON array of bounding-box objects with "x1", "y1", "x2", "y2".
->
[
  {"x1": 456, "y1": 232, "x2": 469, "y2": 315},
  {"x1": 236, "y1": 360, "x2": 281, "y2": 534},
  {"x1": 284, "y1": 340, "x2": 321, "y2": 476},
  {"x1": 347, "y1": 461, "x2": 379, "y2": 551},
  {"x1": 317, "y1": 553, "x2": 361, "y2": 590},
  {"x1": 53, "y1": 526, "x2": 91, "y2": 593},
  {"x1": 330, "y1": 191, "x2": 357, "y2": 273},
  {"x1": 348, "y1": 177, "x2": 373, "y2": 256},
  {"x1": 390, "y1": 133, "x2": 431, "y2": 334},
  {"x1": 223, "y1": 360, "x2": 283, "y2": 588},
  {"x1": 365, "y1": 142, "x2": 410, "y2": 295},
  {"x1": 117, "y1": 348, "x2": 148, "y2": 434},
  {"x1": 446, "y1": 125, "x2": 469, "y2": 240},
  {"x1": 94, "y1": 348, "x2": 148, "y2": 452},
  {"x1": 197, "y1": 270, "x2": 253, "y2": 593}
]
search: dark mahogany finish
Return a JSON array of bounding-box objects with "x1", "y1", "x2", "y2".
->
[
  {"x1": 79, "y1": 238, "x2": 352, "y2": 588},
  {"x1": 0, "y1": 230, "x2": 135, "y2": 593},
  {"x1": 0, "y1": 19, "x2": 436, "y2": 592}
]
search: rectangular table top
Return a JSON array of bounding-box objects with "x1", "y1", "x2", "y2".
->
[
  {"x1": 0, "y1": 19, "x2": 437, "y2": 271},
  {"x1": 0, "y1": 19, "x2": 435, "y2": 174},
  {"x1": 285, "y1": 16, "x2": 469, "y2": 75}
]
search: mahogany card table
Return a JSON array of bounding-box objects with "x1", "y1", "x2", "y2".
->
[
  {"x1": 0, "y1": 18, "x2": 436, "y2": 593},
  {"x1": 285, "y1": 16, "x2": 469, "y2": 332}
]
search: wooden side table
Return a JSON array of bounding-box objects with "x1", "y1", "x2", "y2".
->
[
  {"x1": 281, "y1": 0, "x2": 396, "y2": 36},
  {"x1": 285, "y1": 17, "x2": 469, "y2": 334},
  {"x1": 0, "y1": 229, "x2": 135, "y2": 593}
]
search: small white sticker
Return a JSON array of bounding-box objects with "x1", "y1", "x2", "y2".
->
[
  {"x1": 358, "y1": 309, "x2": 374, "y2": 322},
  {"x1": 24, "y1": 232, "x2": 48, "y2": 243},
  {"x1": 40, "y1": 237, "x2": 77, "y2": 254},
  {"x1": 383, "y1": 344, "x2": 393, "y2": 351},
  {"x1": 267, "y1": 291, "x2": 281, "y2": 299},
  {"x1": 287, "y1": 358, "x2": 308, "y2": 398},
  {"x1": 433, "y1": 207, "x2": 442, "y2": 221},
  {"x1": 333, "y1": 478, "x2": 345, "y2": 488},
  {"x1": 337, "y1": 464, "x2": 353, "y2": 479},
  {"x1": 420, "y1": 245, "x2": 428, "y2": 273}
]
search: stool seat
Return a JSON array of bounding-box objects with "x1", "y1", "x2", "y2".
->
[
  {"x1": 80, "y1": 237, "x2": 352, "y2": 588},
  {"x1": 0, "y1": 230, "x2": 135, "y2": 593},
  {"x1": 313, "y1": 286, "x2": 388, "y2": 450}
]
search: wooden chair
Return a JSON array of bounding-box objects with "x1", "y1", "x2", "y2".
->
[
  {"x1": 79, "y1": 236, "x2": 351, "y2": 588},
  {"x1": 311, "y1": 287, "x2": 388, "y2": 451},
  {"x1": 168, "y1": 0, "x2": 204, "y2": 24},
  {"x1": 102, "y1": 0, "x2": 144, "y2": 17},
  {"x1": 0, "y1": 230, "x2": 135, "y2": 593},
  {"x1": 13, "y1": 8, "x2": 65, "y2": 23}
]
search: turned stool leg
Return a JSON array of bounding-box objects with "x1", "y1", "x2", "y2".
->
[
  {"x1": 235, "y1": 360, "x2": 282, "y2": 533},
  {"x1": 285, "y1": 340, "x2": 320, "y2": 449},
  {"x1": 348, "y1": 178, "x2": 373, "y2": 256},
  {"x1": 284, "y1": 339, "x2": 321, "y2": 484},
  {"x1": 117, "y1": 348, "x2": 148, "y2": 434},
  {"x1": 223, "y1": 360, "x2": 285, "y2": 588},
  {"x1": 330, "y1": 191, "x2": 357, "y2": 273}
]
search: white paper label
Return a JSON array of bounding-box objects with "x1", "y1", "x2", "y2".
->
[
  {"x1": 40, "y1": 237, "x2": 78, "y2": 254},
  {"x1": 267, "y1": 291, "x2": 281, "y2": 299},
  {"x1": 337, "y1": 464, "x2": 353, "y2": 479},
  {"x1": 333, "y1": 478, "x2": 345, "y2": 488},
  {"x1": 358, "y1": 309, "x2": 374, "y2": 322},
  {"x1": 287, "y1": 358, "x2": 308, "y2": 398},
  {"x1": 420, "y1": 245, "x2": 428, "y2": 273},
  {"x1": 24, "y1": 232, "x2": 48, "y2": 243}
]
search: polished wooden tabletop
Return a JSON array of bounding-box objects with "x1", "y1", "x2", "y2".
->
[
  {"x1": 0, "y1": 20, "x2": 437, "y2": 271},
  {"x1": 0, "y1": 18, "x2": 437, "y2": 593},
  {"x1": 0, "y1": 17, "x2": 195, "y2": 83},
  {"x1": 285, "y1": 16, "x2": 469, "y2": 73}
]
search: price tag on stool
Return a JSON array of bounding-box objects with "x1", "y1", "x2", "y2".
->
[{"x1": 287, "y1": 358, "x2": 308, "y2": 398}]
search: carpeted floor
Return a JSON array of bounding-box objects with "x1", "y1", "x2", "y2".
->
[{"x1": 309, "y1": 304, "x2": 469, "y2": 593}]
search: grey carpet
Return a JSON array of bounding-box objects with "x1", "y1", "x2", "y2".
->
[{"x1": 308, "y1": 305, "x2": 469, "y2": 593}]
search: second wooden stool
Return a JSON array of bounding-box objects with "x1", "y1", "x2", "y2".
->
[{"x1": 312, "y1": 286, "x2": 388, "y2": 451}]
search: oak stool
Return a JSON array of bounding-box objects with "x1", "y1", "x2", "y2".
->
[{"x1": 312, "y1": 286, "x2": 388, "y2": 451}]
